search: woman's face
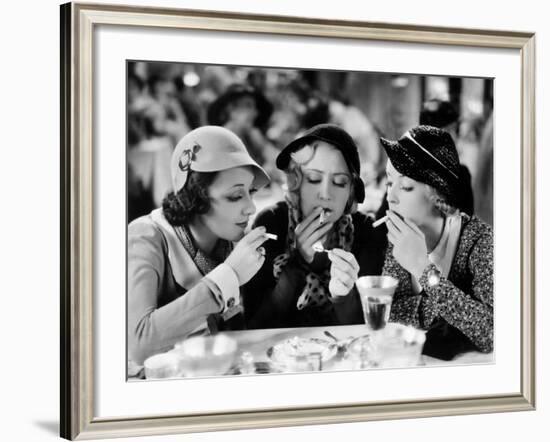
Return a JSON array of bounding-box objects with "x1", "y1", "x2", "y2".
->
[
  {"x1": 385, "y1": 160, "x2": 437, "y2": 226},
  {"x1": 199, "y1": 166, "x2": 258, "y2": 242},
  {"x1": 298, "y1": 141, "x2": 352, "y2": 223}
]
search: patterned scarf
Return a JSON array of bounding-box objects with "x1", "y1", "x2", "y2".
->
[
  {"x1": 174, "y1": 224, "x2": 233, "y2": 276},
  {"x1": 273, "y1": 196, "x2": 355, "y2": 310}
]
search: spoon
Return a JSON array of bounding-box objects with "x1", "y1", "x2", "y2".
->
[{"x1": 324, "y1": 330, "x2": 339, "y2": 342}]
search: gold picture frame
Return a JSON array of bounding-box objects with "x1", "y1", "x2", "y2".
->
[{"x1": 60, "y1": 2, "x2": 535, "y2": 439}]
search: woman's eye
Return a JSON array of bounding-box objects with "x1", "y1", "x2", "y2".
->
[
  {"x1": 400, "y1": 186, "x2": 413, "y2": 192},
  {"x1": 226, "y1": 193, "x2": 243, "y2": 202},
  {"x1": 333, "y1": 179, "x2": 349, "y2": 188},
  {"x1": 306, "y1": 177, "x2": 321, "y2": 184},
  {"x1": 386, "y1": 181, "x2": 393, "y2": 188},
  {"x1": 249, "y1": 188, "x2": 258, "y2": 196}
]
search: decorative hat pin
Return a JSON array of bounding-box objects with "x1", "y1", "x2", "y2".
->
[{"x1": 175, "y1": 142, "x2": 201, "y2": 190}]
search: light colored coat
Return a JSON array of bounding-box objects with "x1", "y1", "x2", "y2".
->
[{"x1": 128, "y1": 209, "x2": 239, "y2": 365}]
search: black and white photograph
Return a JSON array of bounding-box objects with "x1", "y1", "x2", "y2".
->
[{"x1": 126, "y1": 61, "x2": 494, "y2": 380}]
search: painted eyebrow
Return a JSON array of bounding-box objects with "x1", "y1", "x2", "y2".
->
[
  {"x1": 385, "y1": 170, "x2": 404, "y2": 178},
  {"x1": 226, "y1": 183, "x2": 257, "y2": 191},
  {"x1": 303, "y1": 168, "x2": 351, "y2": 177}
]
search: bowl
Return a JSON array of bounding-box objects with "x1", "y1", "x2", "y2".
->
[
  {"x1": 174, "y1": 334, "x2": 238, "y2": 377},
  {"x1": 143, "y1": 351, "x2": 181, "y2": 379},
  {"x1": 370, "y1": 323, "x2": 426, "y2": 368}
]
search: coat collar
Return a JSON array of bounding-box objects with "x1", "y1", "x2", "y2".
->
[{"x1": 150, "y1": 209, "x2": 204, "y2": 290}]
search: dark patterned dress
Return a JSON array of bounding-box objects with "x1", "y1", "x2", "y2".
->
[{"x1": 383, "y1": 215, "x2": 493, "y2": 360}]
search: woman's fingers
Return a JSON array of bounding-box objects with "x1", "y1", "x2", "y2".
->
[
  {"x1": 386, "y1": 217, "x2": 401, "y2": 237},
  {"x1": 330, "y1": 262, "x2": 357, "y2": 283},
  {"x1": 330, "y1": 269, "x2": 354, "y2": 294},
  {"x1": 387, "y1": 211, "x2": 420, "y2": 235},
  {"x1": 248, "y1": 234, "x2": 269, "y2": 250},
  {"x1": 329, "y1": 248, "x2": 360, "y2": 273},
  {"x1": 243, "y1": 226, "x2": 267, "y2": 244},
  {"x1": 295, "y1": 207, "x2": 323, "y2": 236},
  {"x1": 302, "y1": 223, "x2": 334, "y2": 251},
  {"x1": 386, "y1": 211, "x2": 408, "y2": 232},
  {"x1": 328, "y1": 251, "x2": 358, "y2": 279},
  {"x1": 298, "y1": 213, "x2": 331, "y2": 242},
  {"x1": 387, "y1": 230, "x2": 397, "y2": 245}
]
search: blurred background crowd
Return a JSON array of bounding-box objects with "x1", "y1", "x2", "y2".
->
[{"x1": 127, "y1": 61, "x2": 494, "y2": 225}]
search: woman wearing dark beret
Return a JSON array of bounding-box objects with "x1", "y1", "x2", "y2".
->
[
  {"x1": 244, "y1": 124, "x2": 387, "y2": 329},
  {"x1": 379, "y1": 125, "x2": 493, "y2": 360}
]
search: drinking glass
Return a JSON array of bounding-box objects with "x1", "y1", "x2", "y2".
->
[{"x1": 355, "y1": 276, "x2": 398, "y2": 331}]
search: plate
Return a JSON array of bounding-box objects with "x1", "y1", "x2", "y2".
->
[{"x1": 267, "y1": 336, "x2": 337, "y2": 364}]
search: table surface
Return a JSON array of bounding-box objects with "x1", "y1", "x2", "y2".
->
[
  {"x1": 225, "y1": 323, "x2": 492, "y2": 367},
  {"x1": 131, "y1": 323, "x2": 493, "y2": 379}
]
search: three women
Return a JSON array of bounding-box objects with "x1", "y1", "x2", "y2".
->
[{"x1": 129, "y1": 122, "x2": 493, "y2": 366}]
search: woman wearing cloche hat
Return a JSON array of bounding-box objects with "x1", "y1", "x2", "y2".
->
[
  {"x1": 379, "y1": 125, "x2": 493, "y2": 360},
  {"x1": 244, "y1": 123, "x2": 387, "y2": 329},
  {"x1": 128, "y1": 126, "x2": 272, "y2": 365}
]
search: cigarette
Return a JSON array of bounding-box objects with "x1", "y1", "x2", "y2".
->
[
  {"x1": 265, "y1": 233, "x2": 278, "y2": 240},
  {"x1": 372, "y1": 215, "x2": 389, "y2": 228},
  {"x1": 319, "y1": 210, "x2": 325, "y2": 225}
]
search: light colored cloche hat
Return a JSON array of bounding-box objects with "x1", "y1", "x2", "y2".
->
[{"x1": 170, "y1": 126, "x2": 270, "y2": 194}]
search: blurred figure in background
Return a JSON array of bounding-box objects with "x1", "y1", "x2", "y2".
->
[
  {"x1": 420, "y1": 99, "x2": 474, "y2": 216},
  {"x1": 207, "y1": 83, "x2": 281, "y2": 180},
  {"x1": 472, "y1": 110, "x2": 493, "y2": 225}
]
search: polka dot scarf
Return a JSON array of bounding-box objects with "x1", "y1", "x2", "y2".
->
[{"x1": 273, "y1": 197, "x2": 355, "y2": 310}]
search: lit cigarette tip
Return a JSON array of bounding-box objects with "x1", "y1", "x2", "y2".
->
[
  {"x1": 312, "y1": 240, "x2": 325, "y2": 252},
  {"x1": 372, "y1": 215, "x2": 389, "y2": 228}
]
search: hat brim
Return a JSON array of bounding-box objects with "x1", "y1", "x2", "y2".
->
[
  {"x1": 380, "y1": 137, "x2": 457, "y2": 204},
  {"x1": 207, "y1": 89, "x2": 273, "y2": 129},
  {"x1": 192, "y1": 151, "x2": 270, "y2": 189},
  {"x1": 380, "y1": 137, "x2": 419, "y2": 178},
  {"x1": 277, "y1": 133, "x2": 365, "y2": 203}
]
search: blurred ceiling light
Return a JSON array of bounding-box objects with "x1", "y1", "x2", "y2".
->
[
  {"x1": 466, "y1": 100, "x2": 483, "y2": 115},
  {"x1": 391, "y1": 76, "x2": 409, "y2": 88},
  {"x1": 183, "y1": 71, "x2": 200, "y2": 87}
]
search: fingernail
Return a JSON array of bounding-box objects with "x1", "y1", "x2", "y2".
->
[{"x1": 259, "y1": 226, "x2": 266, "y2": 232}]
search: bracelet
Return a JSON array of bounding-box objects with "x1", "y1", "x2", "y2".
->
[{"x1": 420, "y1": 263, "x2": 442, "y2": 289}]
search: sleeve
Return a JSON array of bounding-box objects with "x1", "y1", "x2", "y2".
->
[
  {"x1": 383, "y1": 245, "x2": 423, "y2": 328},
  {"x1": 203, "y1": 263, "x2": 240, "y2": 311},
  {"x1": 127, "y1": 220, "x2": 229, "y2": 365},
  {"x1": 418, "y1": 231, "x2": 494, "y2": 353}
]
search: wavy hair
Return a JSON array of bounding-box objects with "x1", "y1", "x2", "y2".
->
[
  {"x1": 162, "y1": 170, "x2": 217, "y2": 226},
  {"x1": 426, "y1": 185, "x2": 461, "y2": 217},
  {"x1": 283, "y1": 142, "x2": 356, "y2": 214}
]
